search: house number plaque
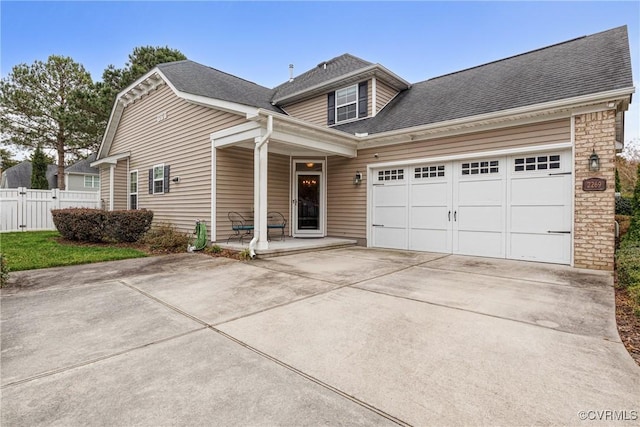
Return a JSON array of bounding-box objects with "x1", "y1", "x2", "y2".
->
[{"x1": 582, "y1": 177, "x2": 606, "y2": 191}]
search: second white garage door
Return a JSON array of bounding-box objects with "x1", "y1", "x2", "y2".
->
[{"x1": 371, "y1": 150, "x2": 572, "y2": 264}]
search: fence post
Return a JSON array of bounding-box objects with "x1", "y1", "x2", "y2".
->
[
  {"x1": 17, "y1": 187, "x2": 26, "y2": 231},
  {"x1": 51, "y1": 188, "x2": 60, "y2": 210}
]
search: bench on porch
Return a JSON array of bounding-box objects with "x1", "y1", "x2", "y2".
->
[
  {"x1": 267, "y1": 211, "x2": 287, "y2": 241},
  {"x1": 227, "y1": 211, "x2": 287, "y2": 243},
  {"x1": 227, "y1": 212, "x2": 254, "y2": 243}
]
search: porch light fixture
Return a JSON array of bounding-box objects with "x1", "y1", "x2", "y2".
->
[
  {"x1": 353, "y1": 171, "x2": 362, "y2": 185},
  {"x1": 589, "y1": 150, "x2": 600, "y2": 172},
  {"x1": 306, "y1": 162, "x2": 314, "y2": 168}
]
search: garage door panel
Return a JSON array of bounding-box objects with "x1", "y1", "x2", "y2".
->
[
  {"x1": 410, "y1": 206, "x2": 448, "y2": 229},
  {"x1": 374, "y1": 185, "x2": 406, "y2": 206},
  {"x1": 374, "y1": 227, "x2": 407, "y2": 250},
  {"x1": 410, "y1": 229, "x2": 448, "y2": 252},
  {"x1": 411, "y1": 182, "x2": 448, "y2": 205},
  {"x1": 510, "y1": 233, "x2": 570, "y2": 264},
  {"x1": 510, "y1": 177, "x2": 567, "y2": 205},
  {"x1": 457, "y1": 179, "x2": 503, "y2": 204},
  {"x1": 455, "y1": 231, "x2": 503, "y2": 258},
  {"x1": 374, "y1": 206, "x2": 406, "y2": 228},
  {"x1": 510, "y1": 206, "x2": 568, "y2": 232},
  {"x1": 457, "y1": 206, "x2": 503, "y2": 231}
]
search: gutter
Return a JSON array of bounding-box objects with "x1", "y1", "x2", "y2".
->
[{"x1": 249, "y1": 114, "x2": 273, "y2": 259}]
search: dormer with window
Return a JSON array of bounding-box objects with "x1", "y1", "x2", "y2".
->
[{"x1": 271, "y1": 54, "x2": 410, "y2": 128}]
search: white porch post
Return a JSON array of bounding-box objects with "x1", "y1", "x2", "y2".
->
[
  {"x1": 108, "y1": 164, "x2": 115, "y2": 211},
  {"x1": 258, "y1": 140, "x2": 269, "y2": 250},
  {"x1": 252, "y1": 136, "x2": 269, "y2": 251}
]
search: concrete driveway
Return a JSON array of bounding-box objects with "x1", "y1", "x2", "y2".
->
[{"x1": 2, "y1": 248, "x2": 639, "y2": 426}]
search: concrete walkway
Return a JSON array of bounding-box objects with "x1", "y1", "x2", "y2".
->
[{"x1": 2, "y1": 249, "x2": 639, "y2": 426}]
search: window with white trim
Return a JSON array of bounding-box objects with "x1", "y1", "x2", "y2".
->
[
  {"x1": 336, "y1": 85, "x2": 358, "y2": 122},
  {"x1": 461, "y1": 160, "x2": 499, "y2": 175},
  {"x1": 130, "y1": 170, "x2": 138, "y2": 209},
  {"x1": 514, "y1": 155, "x2": 560, "y2": 172},
  {"x1": 83, "y1": 175, "x2": 100, "y2": 188},
  {"x1": 415, "y1": 165, "x2": 445, "y2": 179},
  {"x1": 153, "y1": 164, "x2": 164, "y2": 194},
  {"x1": 377, "y1": 169, "x2": 404, "y2": 181}
]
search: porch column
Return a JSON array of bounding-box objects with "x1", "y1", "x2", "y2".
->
[
  {"x1": 109, "y1": 164, "x2": 115, "y2": 211},
  {"x1": 258, "y1": 140, "x2": 269, "y2": 250},
  {"x1": 253, "y1": 136, "x2": 269, "y2": 251}
]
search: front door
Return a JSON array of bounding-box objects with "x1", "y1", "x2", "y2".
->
[{"x1": 293, "y1": 161, "x2": 324, "y2": 237}]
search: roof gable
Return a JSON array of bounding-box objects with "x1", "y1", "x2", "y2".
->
[{"x1": 272, "y1": 54, "x2": 372, "y2": 102}]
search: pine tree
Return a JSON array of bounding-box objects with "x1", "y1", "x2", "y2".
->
[{"x1": 30, "y1": 144, "x2": 49, "y2": 189}]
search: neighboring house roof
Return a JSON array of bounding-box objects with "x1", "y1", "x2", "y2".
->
[
  {"x1": 156, "y1": 61, "x2": 281, "y2": 112},
  {"x1": 335, "y1": 26, "x2": 633, "y2": 135},
  {"x1": 0, "y1": 161, "x2": 58, "y2": 189},
  {"x1": 272, "y1": 54, "x2": 373, "y2": 101},
  {"x1": 65, "y1": 153, "x2": 99, "y2": 175}
]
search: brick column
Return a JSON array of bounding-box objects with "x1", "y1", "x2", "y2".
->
[{"x1": 573, "y1": 110, "x2": 616, "y2": 270}]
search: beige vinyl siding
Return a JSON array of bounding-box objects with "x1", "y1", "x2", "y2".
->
[
  {"x1": 114, "y1": 160, "x2": 127, "y2": 210},
  {"x1": 215, "y1": 147, "x2": 290, "y2": 241},
  {"x1": 376, "y1": 80, "x2": 398, "y2": 113},
  {"x1": 97, "y1": 160, "x2": 127, "y2": 209},
  {"x1": 106, "y1": 84, "x2": 246, "y2": 239},
  {"x1": 284, "y1": 96, "x2": 327, "y2": 126},
  {"x1": 327, "y1": 119, "x2": 571, "y2": 240},
  {"x1": 99, "y1": 168, "x2": 109, "y2": 207}
]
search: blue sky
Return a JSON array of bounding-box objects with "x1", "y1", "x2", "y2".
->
[{"x1": 2, "y1": 1, "x2": 639, "y2": 149}]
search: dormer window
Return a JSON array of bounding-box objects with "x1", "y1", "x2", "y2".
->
[
  {"x1": 336, "y1": 85, "x2": 358, "y2": 122},
  {"x1": 327, "y1": 81, "x2": 368, "y2": 125}
]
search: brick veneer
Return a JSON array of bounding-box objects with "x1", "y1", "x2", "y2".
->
[{"x1": 573, "y1": 110, "x2": 617, "y2": 270}]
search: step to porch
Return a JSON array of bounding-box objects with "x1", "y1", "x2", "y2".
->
[{"x1": 218, "y1": 237, "x2": 358, "y2": 258}]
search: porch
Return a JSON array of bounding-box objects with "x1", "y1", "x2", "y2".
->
[{"x1": 219, "y1": 236, "x2": 358, "y2": 258}]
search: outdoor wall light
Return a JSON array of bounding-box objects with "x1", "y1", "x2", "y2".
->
[
  {"x1": 353, "y1": 171, "x2": 362, "y2": 185},
  {"x1": 589, "y1": 150, "x2": 600, "y2": 172},
  {"x1": 172, "y1": 176, "x2": 181, "y2": 183}
]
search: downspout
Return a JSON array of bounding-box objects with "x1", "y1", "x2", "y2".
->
[{"x1": 249, "y1": 115, "x2": 273, "y2": 258}]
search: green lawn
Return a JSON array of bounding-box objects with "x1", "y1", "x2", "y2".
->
[{"x1": 1, "y1": 231, "x2": 147, "y2": 272}]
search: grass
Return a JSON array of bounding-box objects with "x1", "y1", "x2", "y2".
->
[{"x1": 1, "y1": 231, "x2": 147, "y2": 272}]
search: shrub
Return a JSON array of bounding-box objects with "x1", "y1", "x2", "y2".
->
[
  {"x1": 615, "y1": 197, "x2": 634, "y2": 215},
  {"x1": 0, "y1": 254, "x2": 9, "y2": 287},
  {"x1": 204, "y1": 244, "x2": 222, "y2": 254},
  {"x1": 104, "y1": 210, "x2": 154, "y2": 242},
  {"x1": 51, "y1": 208, "x2": 153, "y2": 243},
  {"x1": 52, "y1": 208, "x2": 106, "y2": 242},
  {"x1": 140, "y1": 223, "x2": 190, "y2": 253},
  {"x1": 238, "y1": 248, "x2": 252, "y2": 260}
]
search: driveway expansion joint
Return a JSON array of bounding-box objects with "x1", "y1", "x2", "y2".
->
[
  {"x1": 211, "y1": 327, "x2": 410, "y2": 427},
  {"x1": 0, "y1": 328, "x2": 205, "y2": 389},
  {"x1": 350, "y1": 285, "x2": 622, "y2": 343}
]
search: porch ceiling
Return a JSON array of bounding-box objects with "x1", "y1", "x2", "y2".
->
[{"x1": 211, "y1": 119, "x2": 357, "y2": 158}]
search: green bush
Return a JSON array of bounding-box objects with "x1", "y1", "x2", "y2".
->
[
  {"x1": 51, "y1": 208, "x2": 154, "y2": 243},
  {"x1": 615, "y1": 197, "x2": 634, "y2": 215},
  {"x1": 140, "y1": 223, "x2": 190, "y2": 253},
  {"x1": 104, "y1": 210, "x2": 154, "y2": 242},
  {"x1": 0, "y1": 254, "x2": 9, "y2": 287},
  {"x1": 52, "y1": 208, "x2": 106, "y2": 242}
]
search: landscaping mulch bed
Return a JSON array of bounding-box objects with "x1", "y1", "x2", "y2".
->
[{"x1": 615, "y1": 286, "x2": 640, "y2": 366}]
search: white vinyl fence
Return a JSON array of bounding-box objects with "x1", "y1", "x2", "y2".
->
[{"x1": 0, "y1": 187, "x2": 101, "y2": 232}]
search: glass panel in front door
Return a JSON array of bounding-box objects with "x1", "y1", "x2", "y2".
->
[{"x1": 297, "y1": 175, "x2": 320, "y2": 230}]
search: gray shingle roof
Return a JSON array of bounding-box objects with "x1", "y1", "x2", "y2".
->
[
  {"x1": 157, "y1": 60, "x2": 281, "y2": 112},
  {"x1": 65, "y1": 153, "x2": 98, "y2": 175},
  {"x1": 272, "y1": 54, "x2": 373, "y2": 101},
  {"x1": 1, "y1": 161, "x2": 58, "y2": 189},
  {"x1": 335, "y1": 26, "x2": 633, "y2": 135}
]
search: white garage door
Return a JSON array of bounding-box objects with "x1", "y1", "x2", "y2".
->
[{"x1": 370, "y1": 150, "x2": 572, "y2": 264}]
